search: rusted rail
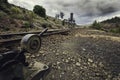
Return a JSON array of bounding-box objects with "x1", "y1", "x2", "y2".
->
[
  {"x1": 0, "y1": 29, "x2": 67, "y2": 38},
  {"x1": 0, "y1": 29, "x2": 69, "y2": 45}
]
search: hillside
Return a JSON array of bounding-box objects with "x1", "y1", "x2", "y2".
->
[
  {"x1": 101, "y1": 17, "x2": 120, "y2": 33},
  {"x1": 102, "y1": 17, "x2": 120, "y2": 24},
  {"x1": 90, "y1": 17, "x2": 120, "y2": 33},
  {"x1": 0, "y1": 1, "x2": 66, "y2": 33}
]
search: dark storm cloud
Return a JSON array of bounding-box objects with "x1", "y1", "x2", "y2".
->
[
  {"x1": 53, "y1": 0, "x2": 120, "y2": 16},
  {"x1": 9, "y1": 0, "x2": 120, "y2": 24}
]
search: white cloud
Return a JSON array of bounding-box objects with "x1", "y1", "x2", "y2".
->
[{"x1": 8, "y1": 0, "x2": 120, "y2": 24}]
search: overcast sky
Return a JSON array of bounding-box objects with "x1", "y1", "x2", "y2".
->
[{"x1": 8, "y1": 0, "x2": 120, "y2": 25}]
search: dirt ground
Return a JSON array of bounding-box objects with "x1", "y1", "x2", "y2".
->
[{"x1": 26, "y1": 28, "x2": 120, "y2": 80}]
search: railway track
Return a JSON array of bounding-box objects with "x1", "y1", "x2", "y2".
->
[
  {"x1": 0, "y1": 29, "x2": 68, "y2": 39},
  {"x1": 0, "y1": 29, "x2": 70, "y2": 46}
]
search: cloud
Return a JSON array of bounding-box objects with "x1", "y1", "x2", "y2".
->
[{"x1": 8, "y1": 0, "x2": 120, "y2": 24}]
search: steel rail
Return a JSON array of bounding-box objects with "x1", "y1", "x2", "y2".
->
[
  {"x1": 0, "y1": 29, "x2": 69, "y2": 45},
  {"x1": 0, "y1": 29, "x2": 64, "y2": 37}
]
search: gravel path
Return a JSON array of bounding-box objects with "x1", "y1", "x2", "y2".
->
[{"x1": 25, "y1": 28, "x2": 120, "y2": 80}]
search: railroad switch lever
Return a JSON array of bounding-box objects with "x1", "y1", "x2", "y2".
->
[
  {"x1": 21, "y1": 28, "x2": 48, "y2": 53},
  {"x1": 0, "y1": 28, "x2": 50, "y2": 80},
  {"x1": 39, "y1": 28, "x2": 48, "y2": 36}
]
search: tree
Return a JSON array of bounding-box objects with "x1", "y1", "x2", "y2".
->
[
  {"x1": 33, "y1": 5, "x2": 46, "y2": 18},
  {"x1": 91, "y1": 20, "x2": 101, "y2": 30}
]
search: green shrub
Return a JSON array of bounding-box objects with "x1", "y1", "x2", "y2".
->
[
  {"x1": 41, "y1": 23, "x2": 52, "y2": 28},
  {"x1": 28, "y1": 12, "x2": 36, "y2": 19},
  {"x1": 44, "y1": 17, "x2": 48, "y2": 20},
  {"x1": 91, "y1": 20, "x2": 101, "y2": 30},
  {"x1": 11, "y1": 14, "x2": 24, "y2": 20},
  {"x1": 11, "y1": 7, "x2": 22, "y2": 14},
  {"x1": 33, "y1": 5, "x2": 46, "y2": 18},
  {"x1": 0, "y1": 4, "x2": 10, "y2": 13},
  {"x1": 2, "y1": 27, "x2": 10, "y2": 31},
  {"x1": 110, "y1": 28, "x2": 120, "y2": 33},
  {"x1": 0, "y1": 11, "x2": 7, "y2": 18},
  {"x1": 23, "y1": 22, "x2": 31, "y2": 28},
  {"x1": 25, "y1": 11, "x2": 37, "y2": 21}
]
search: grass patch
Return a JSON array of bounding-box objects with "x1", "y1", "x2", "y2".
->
[
  {"x1": 0, "y1": 11, "x2": 7, "y2": 18},
  {"x1": 110, "y1": 28, "x2": 120, "y2": 33},
  {"x1": 90, "y1": 20, "x2": 102, "y2": 30},
  {"x1": 1, "y1": 27, "x2": 10, "y2": 31},
  {"x1": 41, "y1": 23, "x2": 52, "y2": 28},
  {"x1": 22, "y1": 22, "x2": 31, "y2": 28},
  {"x1": 11, "y1": 6, "x2": 22, "y2": 14}
]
